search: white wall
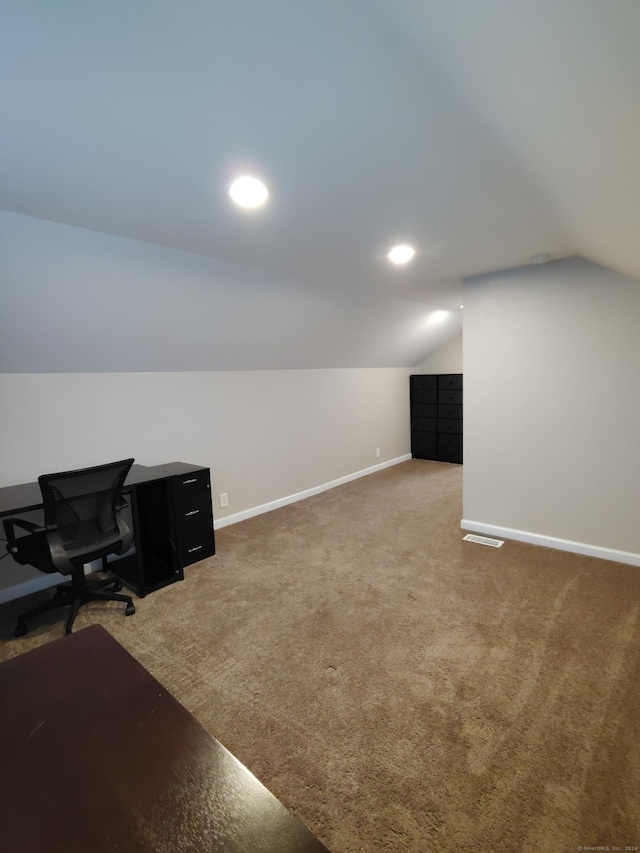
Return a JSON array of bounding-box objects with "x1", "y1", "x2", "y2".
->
[
  {"x1": 0, "y1": 210, "x2": 461, "y2": 372},
  {"x1": 0, "y1": 368, "x2": 411, "y2": 515},
  {"x1": 0, "y1": 367, "x2": 411, "y2": 598},
  {"x1": 462, "y1": 257, "x2": 640, "y2": 564},
  {"x1": 413, "y1": 331, "x2": 462, "y2": 373}
]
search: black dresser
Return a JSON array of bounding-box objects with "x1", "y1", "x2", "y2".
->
[{"x1": 410, "y1": 374, "x2": 463, "y2": 464}]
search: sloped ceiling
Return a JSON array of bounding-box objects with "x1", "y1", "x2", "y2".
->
[{"x1": 1, "y1": 0, "x2": 639, "y2": 371}]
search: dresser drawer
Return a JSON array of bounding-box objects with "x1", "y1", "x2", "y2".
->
[
  {"x1": 411, "y1": 416, "x2": 436, "y2": 432},
  {"x1": 438, "y1": 390, "x2": 462, "y2": 405},
  {"x1": 411, "y1": 433, "x2": 437, "y2": 459},
  {"x1": 411, "y1": 388, "x2": 438, "y2": 405},
  {"x1": 438, "y1": 418, "x2": 463, "y2": 434},
  {"x1": 438, "y1": 374, "x2": 463, "y2": 390},
  {"x1": 412, "y1": 405, "x2": 437, "y2": 421},
  {"x1": 438, "y1": 432, "x2": 463, "y2": 448},
  {"x1": 438, "y1": 404, "x2": 462, "y2": 420},
  {"x1": 411, "y1": 375, "x2": 437, "y2": 391},
  {"x1": 437, "y1": 446, "x2": 463, "y2": 464},
  {"x1": 411, "y1": 404, "x2": 437, "y2": 419}
]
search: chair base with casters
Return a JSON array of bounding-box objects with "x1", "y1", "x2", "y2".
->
[{"x1": 14, "y1": 556, "x2": 135, "y2": 638}]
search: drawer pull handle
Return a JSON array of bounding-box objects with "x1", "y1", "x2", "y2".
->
[
  {"x1": 185, "y1": 509, "x2": 200, "y2": 516},
  {"x1": 182, "y1": 478, "x2": 197, "y2": 484},
  {"x1": 188, "y1": 545, "x2": 202, "y2": 553}
]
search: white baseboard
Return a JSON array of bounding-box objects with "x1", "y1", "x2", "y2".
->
[
  {"x1": 215, "y1": 454, "x2": 412, "y2": 530},
  {"x1": 461, "y1": 519, "x2": 640, "y2": 567}
]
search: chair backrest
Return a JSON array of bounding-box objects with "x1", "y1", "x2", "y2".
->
[{"x1": 38, "y1": 459, "x2": 135, "y2": 560}]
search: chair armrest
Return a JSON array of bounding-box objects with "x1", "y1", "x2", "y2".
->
[
  {"x1": 2, "y1": 518, "x2": 75, "y2": 575},
  {"x1": 2, "y1": 517, "x2": 47, "y2": 554}
]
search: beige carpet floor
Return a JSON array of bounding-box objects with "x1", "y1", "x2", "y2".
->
[{"x1": 1, "y1": 460, "x2": 639, "y2": 852}]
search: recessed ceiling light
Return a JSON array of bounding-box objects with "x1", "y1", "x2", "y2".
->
[
  {"x1": 387, "y1": 244, "x2": 415, "y2": 265},
  {"x1": 228, "y1": 176, "x2": 269, "y2": 209}
]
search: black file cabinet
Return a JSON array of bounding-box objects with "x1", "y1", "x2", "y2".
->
[
  {"x1": 410, "y1": 374, "x2": 463, "y2": 464},
  {"x1": 171, "y1": 467, "x2": 216, "y2": 569},
  {"x1": 112, "y1": 463, "x2": 215, "y2": 597}
]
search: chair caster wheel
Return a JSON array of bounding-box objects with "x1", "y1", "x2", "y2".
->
[
  {"x1": 111, "y1": 580, "x2": 123, "y2": 592},
  {"x1": 15, "y1": 622, "x2": 27, "y2": 638},
  {"x1": 125, "y1": 603, "x2": 135, "y2": 616}
]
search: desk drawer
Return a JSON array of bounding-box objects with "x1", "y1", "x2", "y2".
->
[
  {"x1": 172, "y1": 469, "x2": 211, "y2": 512},
  {"x1": 175, "y1": 503, "x2": 210, "y2": 525},
  {"x1": 177, "y1": 529, "x2": 215, "y2": 568},
  {"x1": 175, "y1": 508, "x2": 212, "y2": 541}
]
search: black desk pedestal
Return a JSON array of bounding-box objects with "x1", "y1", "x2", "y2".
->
[{"x1": 111, "y1": 463, "x2": 215, "y2": 597}]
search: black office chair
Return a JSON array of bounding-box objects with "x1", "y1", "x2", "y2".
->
[{"x1": 3, "y1": 458, "x2": 137, "y2": 637}]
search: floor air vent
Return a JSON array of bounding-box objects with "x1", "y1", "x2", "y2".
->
[{"x1": 463, "y1": 533, "x2": 504, "y2": 548}]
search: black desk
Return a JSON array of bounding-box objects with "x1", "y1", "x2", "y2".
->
[
  {"x1": 0, "y1": 463, "x2": 215, "y2": 597},
  {"x1": 0, "y1": 625, "x2": 331, "y2": 853}
]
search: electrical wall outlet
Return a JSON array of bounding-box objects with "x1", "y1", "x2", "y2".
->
[
  {"x1": 220, "y1": 492, "x2": 229, "y2": 507},
  {"x1": 375, "y1": 447, "x2": 381, "y2": 458}
]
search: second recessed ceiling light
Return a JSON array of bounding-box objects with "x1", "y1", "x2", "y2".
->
[
  {"x1": 228, "y1": 176, "x2": 269, "y2": 209},
  {"x1": 388, "y1": 244, "x2": 415, "y2": 264}
]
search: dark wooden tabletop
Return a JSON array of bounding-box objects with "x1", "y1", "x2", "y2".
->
[{"x1": 0, "y1": 625, "x2": 330, "y2": 853}]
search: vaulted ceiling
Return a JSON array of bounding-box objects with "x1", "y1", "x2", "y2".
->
[{"x1": 2, "y1": 0, "x2": 639, "y2": 370}]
